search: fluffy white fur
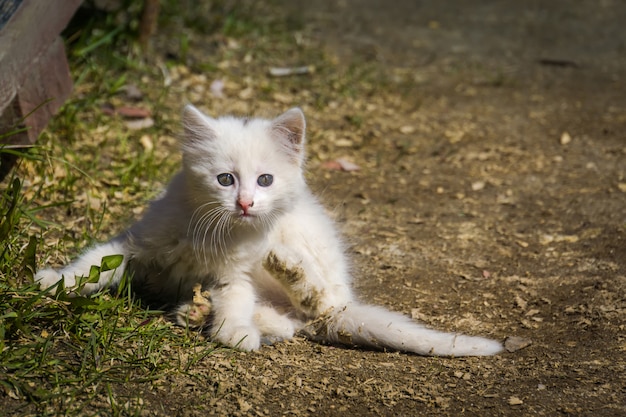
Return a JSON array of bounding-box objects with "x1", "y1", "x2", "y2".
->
[{"x1": 36, "y1": 106, "x2": 502, "y2": 356}]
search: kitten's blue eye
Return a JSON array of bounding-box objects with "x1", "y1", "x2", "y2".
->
[
  {"x1": 257, "y1": 174, "x2": 273, "y2": 187},
  {"x1": 217, "y1": 173, "x2": 235, "y2": 186}
]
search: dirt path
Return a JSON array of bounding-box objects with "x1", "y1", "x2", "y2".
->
[
  {"x1": 29, "y1": 1, "x2": 623, "y2": 415},
  {"x1": 142, "y1": 1, "x2": 626, "y2": 415}
]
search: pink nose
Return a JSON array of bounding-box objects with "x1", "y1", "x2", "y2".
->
[{"x1": 238, "y1": 199, "x2": 254, "y2": 215}]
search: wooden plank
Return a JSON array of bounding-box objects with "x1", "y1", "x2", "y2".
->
[
  {"x1": 0, "y1": 0, "x2": 81, "y2": 142},
  {"x1": 0, "y1": 0, "x2": 23, "y2": 29},
  {"x1": 0, "y1": 37, "x2": 73, "y2": 147},
  {"x1": 17, "y1": 37, "x2": 74, "y2": 144}
]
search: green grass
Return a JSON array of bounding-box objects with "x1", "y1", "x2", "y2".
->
[
  {"x1": 0, "y1": 4, "x2": 221, "y2": 415},
  {"x1": 0, "y1": 274, "x2": 212, "y2": 408}
]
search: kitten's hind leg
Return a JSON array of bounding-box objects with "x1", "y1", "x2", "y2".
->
[
  {"x1": 174, "y1": 286, "x2": 299, "y2": 345},
  {"x1": 35, "y1": 236, "x2": 129, "y2": 296},
  {"x1": 253, "y1": 304, "x2": 301, "y2": 343},
  {"x1": 175, "y1": 284, "x2": 212, "y2": 328}
]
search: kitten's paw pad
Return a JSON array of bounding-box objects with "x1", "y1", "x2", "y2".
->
[
  {"x1": 176, "y1": 285, "x2": 213, "y2": 328},
  {"x1": 215, "y1": 325, "x2": 261, "y2": 351},
  {"x1": 175, "y1": 302, "x2": 212, "y2": 328}
]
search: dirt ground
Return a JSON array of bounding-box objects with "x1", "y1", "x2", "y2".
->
[
  {"x1": 22, "y1": 0, "x2": 626, "y2": 415},
  {"x1": 184, "y1": 1, "x2": 626, "y2": 415},
  {"x1": 139, "y1": 1, "x2": 625, "y2": 416}
]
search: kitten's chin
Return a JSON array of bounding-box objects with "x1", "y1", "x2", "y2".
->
[{"x1": 230, "y1": 208, "x2": 274, "y2": 229}]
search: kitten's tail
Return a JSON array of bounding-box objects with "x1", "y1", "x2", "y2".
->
[{"x1": 305, "y1": 303, "x2": 502, "y2": 357}]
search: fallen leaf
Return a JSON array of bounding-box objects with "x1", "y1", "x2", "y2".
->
[
  {"x1": 139, "y1": 135, "x2": 154, "y2": 152},
  {"x1": 334, "y1": 139, "x2": 353, "y2": 147},
  {"x1": 410, "y1": 308, "x2": 427, "y2": 321},
  {"x1": 514, "y1": 295, "x2": 528, "y2": 310},
  {"x1": 540, "y1": 233, "x2": 579, "y2": 244},
  {"x1": 471, "y1": 181, "x2": 486, "y2": 191},
  {"x1": 508, "y1": 396, "x2": 523, "y2": 405},
  {"x1": 504, "y1": 336, "x2": 532, "y2": 352},
  {"x1": 237, "y1": 398, "x2": 252, "y2": 412},
  {"x1": 560, "y1": 131, "x2": 572, "y2": 145},
  {"x1": 321, "y1": 158, "x2": 360, "y2": 172},
  {"x1": 210, "y1": 79, "x2": 225, "y2": 98},
  {"x1": 238, "y1": 87, "x2": 254, "y2": 100},
  {"x1": 101, "y1": 103, "x2": 116, "y2": 116},
  {"x1": 434, "y1": 396, "x2": 450, "y2": 409},
  {"x1": 539, "y1": 234, "x2": 554, "y2": 245},
  {"x1": 268, "y1": 66, "x2": 312, "y2": 77},
  {"x1": 125, "y1": 117, "x2": 155, "y2": 130},
  {"x1": 122, "y1": 84, "x2": 143, "y2": 101},
  {"x1": 272, "y1": 92, "x2": 293, "y2": 104},
  {"x1": 321, "y1": 160, "x2": 342, "y2": 171}
]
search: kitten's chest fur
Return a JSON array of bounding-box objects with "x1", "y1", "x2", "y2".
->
[{"x1": 129, "y1": 229, "x2": 269, "y2": 303}]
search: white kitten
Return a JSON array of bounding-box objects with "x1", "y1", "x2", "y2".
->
[{"x1": 36, "y1": 106, "x2": 502, "y2": 356}]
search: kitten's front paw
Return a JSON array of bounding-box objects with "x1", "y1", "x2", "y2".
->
[
  {"x1": 263, "y1": 250, "x2": 306, "y2": 286},
  {"x1": 35, "y1": 269, "x2": 73, "y2": 290},
  {"x1": 215, "y1": 325, "x2": 261, "y2": 351}
]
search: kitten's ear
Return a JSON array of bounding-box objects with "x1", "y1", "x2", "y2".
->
[
  {"x1": 182, "y1": 105, "x2": 217, "y2": 144},
  {"x1": 271, "y1": 107, "x2": 306, "y2": 163}
]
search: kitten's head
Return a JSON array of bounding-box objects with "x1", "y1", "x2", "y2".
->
[{"x1": 180, "y1": 105, "x2": 307, "y2": 228}]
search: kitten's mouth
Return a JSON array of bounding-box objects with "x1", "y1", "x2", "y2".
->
[{"x1": 236, "y1": 211, "x2": 256, "y2": 221}]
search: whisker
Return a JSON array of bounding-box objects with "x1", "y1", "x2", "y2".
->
[
  {"x1": 188, "y1": 201, "x2": 234, "y2": 266},
  {"x1": 188, "y1": 201, "x2": 218, "y2": 234},
  {"x1": 188, "y1": 199, "x2": 281, "y2": 266}
]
